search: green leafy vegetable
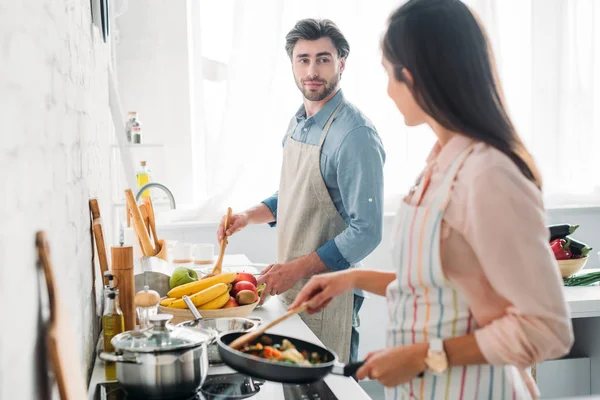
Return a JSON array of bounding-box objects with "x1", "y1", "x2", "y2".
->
[{"x1": 563, "y1": 271, "x2": 600, "y2": 287}]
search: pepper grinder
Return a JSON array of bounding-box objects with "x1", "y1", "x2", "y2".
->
[
  {"x1": 134, "y1": 285, "x2": 160, "y2": 329},
  {"x1": 111, "y1": 245, "x2": 135, "y2": 331}
]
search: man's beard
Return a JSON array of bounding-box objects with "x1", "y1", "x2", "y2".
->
[{"x1": 296, "y1": 73, "x2": 340, "y2": 102}]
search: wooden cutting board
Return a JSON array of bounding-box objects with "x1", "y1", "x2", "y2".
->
[
  {"x1": 36, "y1": 231, "x2": 87, "y2": 400},
  {"x1": 89, "y1": 198, "x2": 109, "y2": 285}
]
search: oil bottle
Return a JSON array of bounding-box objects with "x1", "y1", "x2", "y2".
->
[
  {"x1": 136, "y1": 161, "x2": 151, "y2": 197},
  {"x1": 102, "y1": 290, "x2": 125, "y2": 381}
]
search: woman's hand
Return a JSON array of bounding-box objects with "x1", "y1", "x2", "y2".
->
[
  {"x1": 356, "y1": 344, "x2": 428, "y2": 387},
  {"x1": 288, "y1": 269, "x2": 356, "y2": 314}
]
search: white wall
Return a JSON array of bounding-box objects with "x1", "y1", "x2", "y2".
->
[
  {"x1": 0, "y1": 1, "x2": 113, "y2": 399},
  {"x1": 158, "y1": 207, "x2": 600, "y2": 360}
]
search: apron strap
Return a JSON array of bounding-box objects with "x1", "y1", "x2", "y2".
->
[
  {"x1": 318, "y1": 101, "x2": 344, "y2": 147},
  {"x1": 430, "y1": 144, "x2": 476, "y2": 211},
  {"x1": 284, "y1": 119, "x2": 298, "y2": 142}
]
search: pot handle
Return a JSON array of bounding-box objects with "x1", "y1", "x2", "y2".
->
[
  {"x1": 99, "y1": 352, "x2": 140, "y2": 364},
  {"x1": 331, "y1": 361, "x2": 365, "y2": 377}
]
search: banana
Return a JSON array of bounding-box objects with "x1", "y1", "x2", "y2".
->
[
  {"x1": 167, "y1": 272, "x2": 237, "y2": 298},
  {"x1": 168, "y1": 283, "x2": 229, "y2": 309},
  {"x1": 198, "y1": 292, "x2": 230, "y2": 310},
  {"x1": 160, "y1": 297, "x2": 177, "y2": 307}
]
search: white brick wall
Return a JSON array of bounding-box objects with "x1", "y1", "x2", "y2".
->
[{"x1": 0, "y1": 1, "x2": 113, "y2": 398}]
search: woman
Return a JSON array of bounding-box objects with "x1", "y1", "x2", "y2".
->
[{"x1": 289, "y1": 0, "x2": 574, "y2": 398}]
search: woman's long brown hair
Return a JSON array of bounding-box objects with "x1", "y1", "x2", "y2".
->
[{"x1": 383, "y1": 0, "x2": 542, "y2": 189}]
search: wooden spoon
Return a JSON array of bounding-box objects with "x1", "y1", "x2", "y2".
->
[
  {"x1": 125, "y1": 189, "x2": 154, "y2": 257},
  {"x1": 139, "y1": 204, "x2": 155, "y2": 255},
  {"x1": 229, "y1": 303, "x2": 308, "y2": 350},
  {"x1": 143, "y1": 196, "x2": 160, "y2": 250},
  {"x1": 202, "y1": 207, "x2": 232, "y2": 279}
]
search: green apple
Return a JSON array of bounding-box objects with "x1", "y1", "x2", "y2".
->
[{"x1": 169, "y1": 267, "x2": 199, "y2": 289}]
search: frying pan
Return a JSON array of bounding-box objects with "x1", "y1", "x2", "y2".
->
[{"x1": 217, "y1": 332, "x2": 364, "y2": 384}]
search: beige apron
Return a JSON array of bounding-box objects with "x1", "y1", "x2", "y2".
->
[{"x1": 278, "y1": 102, "x2": 354, "y2": 363}]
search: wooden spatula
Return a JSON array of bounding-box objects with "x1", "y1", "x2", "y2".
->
[
  {"x1": 89, "y1": 198, "x2": 109, "y2": 286},
  {"x1": 125, "y1": 189, "x2": 155, "y2": 256},
  {"x1": 36, "y1": 232, "x2": 87, "y2": 400},
  {"x1": 203, "y1": 207, "x2": 232, "y2": 279},
  {"x1": 142, "y1": 195, "x2": 160, "y2": 250},
  {"x1": 229, "y1": 303, "x2": 309, "y2": 350}
]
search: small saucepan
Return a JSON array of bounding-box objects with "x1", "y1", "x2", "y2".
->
[
  {"x1": 217, "y1": 332, "x2": 364, "y2": 384},
  {"x1": 177, "y1": 295, "x2": 260, "y2": 364}
]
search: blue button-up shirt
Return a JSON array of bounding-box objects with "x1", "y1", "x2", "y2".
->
[{"x1": 262, "y1": 90, "x2": 386, "y2": 274}]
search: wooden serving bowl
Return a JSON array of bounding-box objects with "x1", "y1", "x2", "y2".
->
[{"x1": 557, "y1": 256, "x2": 588, "y2": 278}]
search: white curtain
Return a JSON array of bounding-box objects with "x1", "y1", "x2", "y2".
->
[{"x1": 185, "y1": 0, "x2": 600, "y2": 222}]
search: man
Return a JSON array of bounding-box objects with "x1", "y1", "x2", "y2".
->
[{"x1": 217, "y1": 18, "x2": 385, "y2": 363}]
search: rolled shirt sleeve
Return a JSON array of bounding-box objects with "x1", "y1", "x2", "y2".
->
[
  {"x1": 317, "y1": 126, "x2": 386, "y2": 271},
  {"x1": 261, "y1": 192, "x2": 278, "y2": 227},
  {"x1": 467, "y1": 166, "x2": 574, "y2": 368}
]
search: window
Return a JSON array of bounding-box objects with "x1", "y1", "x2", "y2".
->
[{"x1": 190, "y1": 0, "x2": 600, "y2": 220}]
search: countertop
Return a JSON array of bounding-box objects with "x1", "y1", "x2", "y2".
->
[
  {"x1": 87, "y1": 296, "x2": 371, "y2": 400},
  {"x1": 88, "y1": 255, "x2": 600, "y2": 399},
  {"x1": 563, "y1": 269, "x2": 600, "y2": 318}
]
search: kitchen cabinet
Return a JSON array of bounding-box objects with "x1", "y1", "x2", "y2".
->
[{"x1": 536, "y1": 283, "x2": 600, "y2": 398}]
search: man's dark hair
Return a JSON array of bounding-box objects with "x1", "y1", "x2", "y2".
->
[{"x1": 285, "y1": 18, "x2": 350, "y2": 59}]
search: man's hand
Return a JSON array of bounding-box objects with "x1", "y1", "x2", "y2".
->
[
  {"x1": 216, "y1": 204, "x2": 276, "y2": 242},
  {"x1": 257, "y1": 263, "x2": 304, "y2": 300},
  {"x1": 216, "y1": 211, "x2": 248, "y2": 242},
  {"x1": 257, "y1": 252, "x2": 329, "y2": 302}
]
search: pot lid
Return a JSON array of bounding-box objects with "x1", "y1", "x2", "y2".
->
[{"x1": 111, "y1": 314, "x2": 213, "y2": 353}]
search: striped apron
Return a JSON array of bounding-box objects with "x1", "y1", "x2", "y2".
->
[{"x1": 385, "y1": 146, "x2": 533, "y2": 399}]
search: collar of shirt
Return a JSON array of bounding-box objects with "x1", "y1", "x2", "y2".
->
[
  {"x1": 294, "y1": 89, "x2": 345, "y2": 129},
  {"x1": 426, "y1": 134, "x2": 475, "y2": 173}
]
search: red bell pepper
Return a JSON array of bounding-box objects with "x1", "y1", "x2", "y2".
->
[{"x1": 550, "y1": 238, "x2": 572, "y2": 260}]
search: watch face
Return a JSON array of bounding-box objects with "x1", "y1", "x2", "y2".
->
[{"x1": 426, "y1": 353, "x2": 449, "y2": 374}]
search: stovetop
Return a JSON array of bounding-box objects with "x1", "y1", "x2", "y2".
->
[{"x1": 93, "y1": 373, "x2": 338, "y2": 400}]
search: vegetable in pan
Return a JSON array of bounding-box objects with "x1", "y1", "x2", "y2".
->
[{"x1": 239, "y1": 336, "x2": 328, "y2": 366}]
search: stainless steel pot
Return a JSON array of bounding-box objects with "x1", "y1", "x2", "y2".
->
[
  {"x1": 99, "y1": 314, "x2": 213, "y2": 399},
  {"x1": 176, "y1": 299, "x2": 261, "y2": 364}
]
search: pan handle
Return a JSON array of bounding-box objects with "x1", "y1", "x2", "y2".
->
[
  {"x1": 99, "y1": 352, "x2": 140, "y2": 364},
  {"x1": 247, "y1": 317, "x2": 264, "y2": 327},
  {"x1": 331, "y1": 361, "x2": 365, "y2": 377}
]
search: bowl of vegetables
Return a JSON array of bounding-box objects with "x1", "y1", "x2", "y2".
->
[
  {"x1": 548, "y1": 224, "x2": 592, "y2": 279},
  {"x1": 557, "y1": 257, "x2": 588, "y2": 278}
]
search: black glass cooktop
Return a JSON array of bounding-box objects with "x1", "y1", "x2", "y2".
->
[{"x1": 93, "y1": 373, "x2": 338, "y2": 400}]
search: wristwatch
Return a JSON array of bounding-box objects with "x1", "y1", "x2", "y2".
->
[{"x1": 424, "y1": 338, "x2": 449, "y2": 375}]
